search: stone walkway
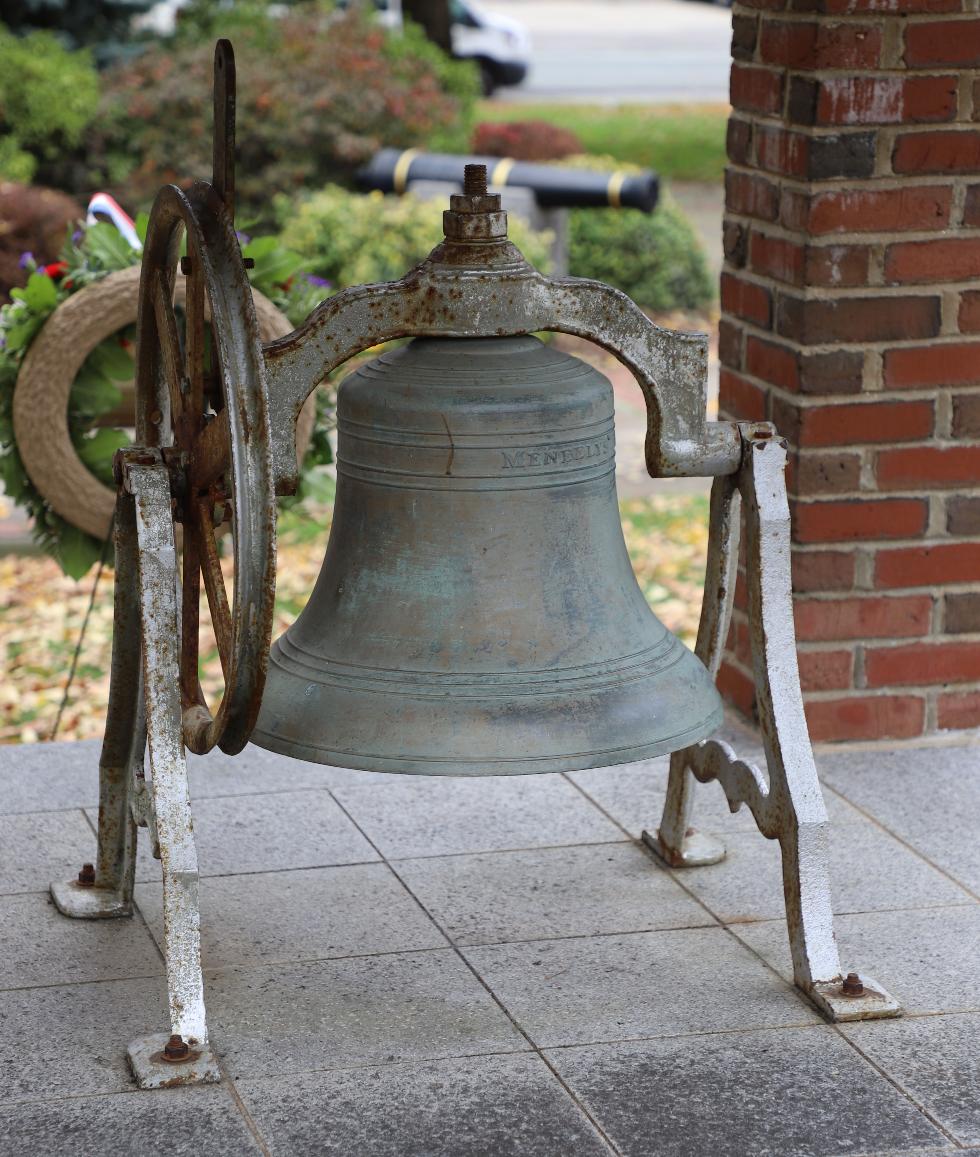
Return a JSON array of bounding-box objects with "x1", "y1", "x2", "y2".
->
[{"x1": 0, "y1": 720, "x2": 977, "y2": 1155}]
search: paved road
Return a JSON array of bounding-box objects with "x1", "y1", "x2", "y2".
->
[{"x1": 487, "y1": 0, "x2": 732, "y2": 104}]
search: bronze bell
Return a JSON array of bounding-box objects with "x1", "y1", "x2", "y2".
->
[{"x1": 252, "y1": 329, "x2": 723, "y2": 774}]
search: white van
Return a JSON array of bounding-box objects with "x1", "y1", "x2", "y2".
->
[
  {"x1": 346, "y1": 0, "x2": 531, "y2": 95},
  {"x1": 137, "y1": 0, "x2": 530, "y2": 95}
]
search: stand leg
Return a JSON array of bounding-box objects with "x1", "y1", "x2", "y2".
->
[
  {"x1": 123, "y1": 458, "x2": 220, "y2": 1088},
  {"x1": 51, "y1": 499, "x2": 141, "y2": 919},
  {"x1": 653, "y1": 428, "x2": 900, "y2": 1021},
  {"x1": 646, "y1": 475, "x2": 738, "y2": 868}
]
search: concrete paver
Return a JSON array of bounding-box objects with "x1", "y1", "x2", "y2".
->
[
  {"x1": 237, "y1": 1054, "x2": 614, "y2": 1156},
  {"x1": 548, "y1": 1028, "x2": 948, "y2": 1157},
  {"x1": 0, "y1": 731, "x2": 977, "y2": 1154}
]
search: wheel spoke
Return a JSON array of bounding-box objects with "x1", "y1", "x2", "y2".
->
[
  {"x1": 180, "y1": 520, "x2": 204, "y2": 712},
  {"x1": 184, "y1": 236, "x2": 207, "y2": 423},
  {"x1": 196, "y1": 498, "x2": 233, "y2": 681},
  {"x1": 151, "y1": 271, "x2": 185, "y2": 424},
  {"x1": 189, "y1": 409, "x2": 231, "y2": 494}
]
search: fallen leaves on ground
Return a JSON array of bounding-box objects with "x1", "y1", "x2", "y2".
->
[{"x1": 1, "y1": 492, "x2": 708, "y2": 745}]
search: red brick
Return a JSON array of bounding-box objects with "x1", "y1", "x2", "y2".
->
[
  {"x1": 726, "y1": 171, "x2": 779, "y2": 222},
  {"x1": 798, "y1": 400, "x2": 934, "y2": 448},
  {"x1": 810, "y1": 76, "x2": 956, "y2": 126},
  {"x1": 733, "y1": 572, "x2": 749, "y2": 612},
  {"x1": 755, "y1": 126, "x2": 809, "y2": 178},
  {"x1": 759, "y1": 20, "x2": 881, "y2": 70},
  {"x1": 798, "y1": 350, "x2": 866, "y2": 396},
  {"x1": 731, "y1": 14, "x2": 759, "y2": 61},
  {"x1": 794, "y1": 594, "x2": 933, "y2": 641},
  {"x1": 727, "y1": 117, "x2": 753, "y2": 166},
  {"x1": 797, "y1": 648, "x2": 853, "y2": 692},
  {"x1": 806, "y1": 244, "x2": 871, "y2": 289},
  {"x1": 866, "y1": 641, "x2": 980, "y2": 687},
  {"x1": 937, "y1": 691, "x2": 980, "y2": 730},
  {"x1": 777, "y1": 295, "x2": 940, "y2": 344},
  {"x1": 965, "y1": 185, "x2": 980, "y2": 227},
  {"x1": 794, "y1": 452, "x2": 862, "y2": 496},
  {"x1": 952, "y1": 393, "x2": 980, "y2": 437},
  {"x1": 804, "y1": 695, "x2": 925, "y2": 743},
  {"x1": 946, "y1": 494, "x2": 980, "y2": 534},
  {"x1": 719, "y1": 319, "x2": 744, "y2": 370},
  {"x1": 721, "y1": 272, "x2": 773, "y2": 328},
  {"x1": 875, "y1": 542, "x2": 980, "y2": 588},
  {"x1": 905, "y1": 19, "x2": 980, "y2": 67},
  {"x1": 884, "y1": 342, "x2": 980, "y2": 388},
  {"x1": 749, "y1": 232, "x2": 805, "y2": 285},
  {"x1": 806, "y1": 187, "x2": 951, "y2": 235},
  {"x1": 792, "y1": 550, "x2": 856, "y2": 592},
  {"x1": 959, "y1": 292, "x2": 980, "y2": 333},
  {"x1": 885, "y1": 238, "x2": 980, "y2": 284},
  {"x1": 945, "y1": 591, "x2": 980, "y2": 633},
  {"x1": 719, "y1": 369, "x2": 767, "y2": 422},
  {"x1": 724, "y1": 220, "x2": 749, "y2": 268},
  {"x1": 746, "y1": 336, "x2": 800, "y2": 390},
  {"x1": 780, "y1": 188, "x2": 809, "y2": 232},
  {"x1": 813, "y1": 0, "x2": 960, "y2": 12},
  {"x1": 731, "y1": 63, "x2": 785, "y2": 116},
  {"x1": 876, "y1": 445, "x2": 980, "y2": 489},
  {"x1": 740, "y1": 0, "x2": 786, "y2": 10},
  {"x1": 894, "y1": 131, "x2": 980, "y2": 174},
  {"x1": 717, "y1": 659, "x2": 757, "y2": 718},
  {"x1": 793, "y1": 498, "x2": 928, "y2": 544},
  {"x1": 733, "y1": 619, "x2": 753, "y2": 668}
]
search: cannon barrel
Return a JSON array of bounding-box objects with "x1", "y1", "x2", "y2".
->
[{"x1": 357, "y1": 149, "x2": 660, "y2": 214}]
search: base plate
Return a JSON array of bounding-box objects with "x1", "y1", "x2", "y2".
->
[
  {"x1": 50, "y1": 880, "x2": 132, "y2": 920},
  {"x1": 127, "y1": 1033, "x2": 221, "y2": 1089},
  {"x1": 642, "y1": 828, "x2": 727, "y2": 868},
  {"x1": 807, "y1": 974, "x2": 902, "y2": 1022}
]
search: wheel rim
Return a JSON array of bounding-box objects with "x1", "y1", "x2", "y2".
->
[{"x1": 136, "y1": 181, "x2": 276, "y2": 756}]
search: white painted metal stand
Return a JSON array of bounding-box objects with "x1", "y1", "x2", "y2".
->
[{"x1": 645, "y1": 426, "x2": 900, "y2": 1021}]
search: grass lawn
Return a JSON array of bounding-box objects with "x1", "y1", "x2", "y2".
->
[
  {"x1": 0, "y1": 491, "x2": 709, "y2": 745},
  {"x1": 476, "y1": 101, "x2": 729, "y2": 184}
]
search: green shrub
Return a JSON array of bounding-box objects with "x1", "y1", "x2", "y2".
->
[
  {"x1": 558, "y1": 155, "x2": 713, "y2": 312},
  {"x1": 0, "y1": 29, "x2": 100, "y2": 184},
  {"x1": 568, "y1": 197, "x2": 713, "y2": 313},
  {"x1": 277, "y1": 185, "x2": 553, "y2": 287},
  {"x1": 74, "y1": 6, "x2": 478, "y2": 222}
]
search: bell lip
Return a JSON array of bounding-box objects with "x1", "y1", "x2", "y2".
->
[{"x1": 248, "y1": 705, "x2": 724, "y2": 777}]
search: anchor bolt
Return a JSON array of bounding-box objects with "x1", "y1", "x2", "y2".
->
[
  {"x1": 163, "y1": 1034, "x2": 190, "y2": 1062},
  {"x1": 842, "y1": 972, "x2": 864, "y2": 997},
  {"x1": 77, "y1": 863, "x2": 96, "y2": 887}
]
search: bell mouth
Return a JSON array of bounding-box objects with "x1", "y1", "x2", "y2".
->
[{"x1": 251, "y1": 630, "x2": 723, "y2": 776}]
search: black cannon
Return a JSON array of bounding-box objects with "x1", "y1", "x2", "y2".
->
[{"x1": 357, "y1": 148, "x2": 660, "y2": 214}]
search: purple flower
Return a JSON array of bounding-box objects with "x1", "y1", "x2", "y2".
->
[
  {"x1": 18, "y1": 252, "x2": 34, "y2": 269},
  {"x1": 304, "y1": 274, "x2": 332, "y2": 288},
  {"x1": 72, "y1": 230, "x2": 84, "y2": 245},
  {"x1": 236, "y1": 231, "x2": 251, "y2": 247}
]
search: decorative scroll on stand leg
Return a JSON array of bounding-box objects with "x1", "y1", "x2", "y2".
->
[
  {"x1": 646, "y1": 426, "x2": 900, "y2": 1022},
  {"x1": 53, "y1": 451, "x2": 220, "y2": 1087}
]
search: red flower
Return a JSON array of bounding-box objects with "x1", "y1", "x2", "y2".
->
[{"x1": 43, "y1": 262, "x2": 69, "y2": 279}]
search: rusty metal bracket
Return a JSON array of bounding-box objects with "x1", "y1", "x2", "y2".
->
[
  {"x1": 646, "y1": 425, "x2": 901, "y2": 1022},
  {"x1": 261, "y1": 189, "x2": 741, "y2": 495}
]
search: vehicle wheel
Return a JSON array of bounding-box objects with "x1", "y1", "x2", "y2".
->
[{"x1": 477, "y1": 60, "x2": 496, "y2": 97}]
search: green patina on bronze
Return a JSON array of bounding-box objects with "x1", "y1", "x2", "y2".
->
[{"x1": 253, "y1": 333, "x2": 722, "y2": 775}]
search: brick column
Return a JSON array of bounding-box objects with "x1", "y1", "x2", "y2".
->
[{"x1": 719, "y1": 2, "x2": 980, "y2": 742}]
